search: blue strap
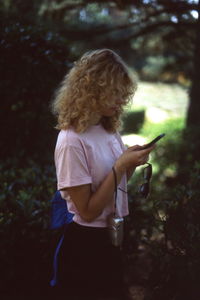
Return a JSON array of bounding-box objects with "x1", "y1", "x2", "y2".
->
[
  {"x1": 50, "y1": 233, "x2": 65, "y2": 287},
  {"x1": 49, "y1": 191, "x2": 74, "y2": 286}
]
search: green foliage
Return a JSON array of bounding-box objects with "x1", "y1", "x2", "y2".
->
[
  {"x1": 140, "y1": 118, "x2": 185, "y2": 174},
  {"x1": 126, "y1": 121, "x2": 200, "y2": 299},
  {"x1": 78, "y1": 4, "x2": 112, "y2": 24},
  {"x1": 0, "y1": 159, "x2": 56, "y2": 214},
  {"x1": 129, "y1": 118, "x2": 185, "y2": 232},
  {"x1": 0, "y1": 158, "x2": 57, "y2": 292},
  {"x1": 141, "y1": 55, "x2": 176, "y2": 82},
  {"x1": 141, "y1": 117, "x2": 185, "y2": 138},
  {"x1": 0, "y1": 14, "x2": 75, "y2": 163},
  {"x1": 145, "y1": 164, "x2": 200, "y2": 300}
]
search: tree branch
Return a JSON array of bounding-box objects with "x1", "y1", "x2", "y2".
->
[
  {"x1": 59, "y1": 16, "x2": 197, "y2": 42},
  {"x1": 56, "y1": 0, "x2": 198, "y2": 38},
  {"x1": 40, "y1": 0, "x2": 198, "y2": 19},
  {"x1": 108, "y1": 20, "x2": 197, "y2": 46},
  {"x1": 39, "y1": 1, "x2": 85, "y2": 17}
]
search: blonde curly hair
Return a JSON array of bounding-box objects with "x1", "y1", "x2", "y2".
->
[{"x1": 51, "y1": 49, "x2": 137, "y2": 133}]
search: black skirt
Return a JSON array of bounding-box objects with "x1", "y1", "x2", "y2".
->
[{"x1": 55, "y1": 221, "x2": 127, "y2": 300}]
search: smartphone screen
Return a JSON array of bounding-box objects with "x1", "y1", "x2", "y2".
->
[{"x1": 141, "y1": 133, "x2": 165, "y2": 150}]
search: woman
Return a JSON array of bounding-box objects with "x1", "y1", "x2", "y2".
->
[{"x1": 51, "y1": 49, "x2": 154, "y2": 300}]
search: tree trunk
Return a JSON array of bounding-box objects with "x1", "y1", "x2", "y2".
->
[
  {"x1": 186, "y1": 1, "x2": 200, "y2": 127},
  {"x1": 177, "y1": 2, "x2": 200, "y2": 180}
]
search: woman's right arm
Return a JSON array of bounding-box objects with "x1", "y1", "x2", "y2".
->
[{"x1": 62, "y1": 145, "x2": 154, "y2": 222}]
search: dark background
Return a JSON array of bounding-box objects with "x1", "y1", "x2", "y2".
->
[{"x1": 1, "y1": 1, "x2": 200, "y2": 299}]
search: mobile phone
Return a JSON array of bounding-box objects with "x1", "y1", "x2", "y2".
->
[{"x1": 141, "y1": 133, "x2": 166, "y2": 150}]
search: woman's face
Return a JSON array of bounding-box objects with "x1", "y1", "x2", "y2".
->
[{"x1": 100, "y1": 98, "x2": 125, "y2": 117}]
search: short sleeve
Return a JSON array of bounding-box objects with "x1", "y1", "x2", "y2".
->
[{"x1": 55, "y1": 144, "x2": 92, "y2": 190}]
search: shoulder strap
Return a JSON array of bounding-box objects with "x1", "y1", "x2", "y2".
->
[{"x1": 112, "y1": 166, "x2": 118, "y2": 217}]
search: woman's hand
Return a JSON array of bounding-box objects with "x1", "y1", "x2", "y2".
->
[{"x1": 115, "y1": 144, "x2": 154, "y2": 174}]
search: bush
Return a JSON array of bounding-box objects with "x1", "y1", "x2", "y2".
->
[
  {"x1": 125, "y1": 121, "x2": 200, "y2": 299},
  {"x1": 0, "y1": 14, "x2": 75, "y2": 164},
  {"x1": 145, "y1": 163, "x2": 200, "y2": 300},
  {"x1": 0, "y1": 158, "x2": 58, "y2": 297},
  {"x1": 121, "y1": 110, "x2": 145, "y2": 134}
]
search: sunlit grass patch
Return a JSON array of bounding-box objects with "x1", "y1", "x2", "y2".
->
[
  {"x1": 122, "y1": 117, "x2": 185, "y2": 147},
  {"x1": 126, "y1": 81, "x2": 189, "y2": 119},
  {"x1": 140, "y1": 117, "x2": 185, "y2": 139}
]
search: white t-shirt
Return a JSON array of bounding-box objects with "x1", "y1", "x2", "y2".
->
[{"x1": 54, "y1": 124, "x2": 128, "y2": 227}]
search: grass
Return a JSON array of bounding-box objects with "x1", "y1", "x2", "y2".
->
[{"x1": 127, "y1": 81, "x2": 189, "y2": 117}]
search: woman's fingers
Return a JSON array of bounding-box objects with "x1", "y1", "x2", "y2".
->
[
  {"x1": 117, "y1": 144, "x2": 154, "y2": 170},
  {"x1": 139, "y1": 154, "x2": 149, "y2": 165},
  {"x1": 137, "y1": 148, "x2": 153, "y2": 165},
  {"x1": 128, "y1": 144, "x2": 142, "y2": 151},
  {"x1": 128, "y1": 144, "x2": 155, "y2": 153},
  {"x1": 139, "y1": 145, "x2": 155, "y2": 154}
]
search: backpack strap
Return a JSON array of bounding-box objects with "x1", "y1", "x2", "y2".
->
[
  {"x1": 50, "y1": 231, "x2": 65, "y2": 287},
  {"x1": 50, "y1": 191, "x2": 74, "y2": 286}
]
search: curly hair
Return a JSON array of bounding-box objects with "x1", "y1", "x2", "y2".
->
[{"x1": 51, "y1": 49, "x2": 137, "y2": 133}]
